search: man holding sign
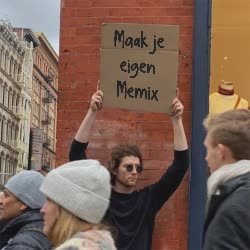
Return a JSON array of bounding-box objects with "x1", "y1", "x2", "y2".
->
[{"x1": 69, "y1": 86, "x2": 189, "y2": 250}]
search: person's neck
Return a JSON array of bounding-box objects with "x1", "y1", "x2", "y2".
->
[
  {"x1": 113, "y1": 183, "x2": 134, "y2": 194},
  {"x1": 218, "y1": 83, "x2": 234, "y2": 96}
]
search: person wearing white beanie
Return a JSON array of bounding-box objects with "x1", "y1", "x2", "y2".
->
[{"x1": 40, "y1": 159, "x2": 116, "y2": 250}]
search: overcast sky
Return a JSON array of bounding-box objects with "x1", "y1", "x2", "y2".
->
[{"x1": 0, "y1": 0, "x2": 60, "y2": 54}]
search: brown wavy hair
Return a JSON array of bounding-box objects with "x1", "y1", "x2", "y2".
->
[{"x1": 107, "y1": 144, "x2": 143, "y2": 185}]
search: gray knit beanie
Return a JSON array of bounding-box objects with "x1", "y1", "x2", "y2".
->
[
  {"x1": 40, "y1": 160, "x2": 111, "y2": 224},
  {"x1": 5, "y1": 170, "x2": 45, "y2": 209}
]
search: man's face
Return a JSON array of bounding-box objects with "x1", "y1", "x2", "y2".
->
[
  {"x1": 204, "y1": 134, "x2": 223, "y2": 173},
  {"x1": 115, "y1": 156, "x2": 142, "y2": 188},
  {"x1": 0, "y1": 189, "x2": 26, "y2": 222},
  {"x1": 40, "y1": 199, "x2": 60, "y2": 236}
]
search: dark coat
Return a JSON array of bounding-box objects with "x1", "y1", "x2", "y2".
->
[
  {"x1": 0, "y1": 221, "x2": 5, "y2": 232},
  {"x1": 0, "y1": 209, "x2": 51, "y2": 250},
  {"x1": 203, "y1": 172, "x2": 250, "y2": 250}
]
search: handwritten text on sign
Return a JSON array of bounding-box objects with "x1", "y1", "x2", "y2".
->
[{"x1": 101, "y1": 23, "x2": 179, "y2": 114}]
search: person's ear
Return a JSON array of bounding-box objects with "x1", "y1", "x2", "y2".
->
[
  {"x1": 111, "y1": 168, "x2": 118, "y2": 176},
  {"x1": 217, "y1": 144, "x2": 231, "y2": 161},
  {"x1": 110, "y1": 160, "x2": 118, "y2": 176},
  {"x1": 19, "y1": 203, "x2": 28, "y2": 212}
]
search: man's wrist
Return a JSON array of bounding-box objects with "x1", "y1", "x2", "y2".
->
[
  {"x1": 88, "y1": 108, "x2": 98, "y2": 115},
  {"x1": 171, "y1": 116, "x2": 183, "y2": 123}
]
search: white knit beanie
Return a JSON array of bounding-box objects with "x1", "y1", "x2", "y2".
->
[{"x1": 40, "y1": 160, "x2": 111, "y2": 224}]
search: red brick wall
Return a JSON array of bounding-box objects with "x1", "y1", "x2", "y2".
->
[{"x1": 57, "y1": 0, "x2": 194, "y2": 249}]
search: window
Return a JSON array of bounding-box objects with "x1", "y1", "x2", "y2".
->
[
  {"x1": 4, "y1": 53, "x2": 8, "y2": 72},
  {"x1": 0, "y1": 47, "x2": 4, "y2": 68},
  {"x1": 210, "y1": 1, "x2": 250, "y2": 113},
  {"x1": 0, "y1": 118, "x2": 4, "y2": 141}
]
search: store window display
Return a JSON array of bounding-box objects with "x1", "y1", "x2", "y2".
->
[{"x1": 209, "y1": 81, "x2": 249, "y2": 114}]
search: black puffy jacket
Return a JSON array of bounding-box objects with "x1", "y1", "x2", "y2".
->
[{"x1": 0, "y1": 210, "x2": 51, "y2": 250}]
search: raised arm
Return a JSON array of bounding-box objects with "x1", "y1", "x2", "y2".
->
[
  {"x1": 75, "y1": 90, "x2": 103, "y2": 143},
  {"x1": 171, "y1": 90, "x2": 188, "y2": 151},
  {"x1": 151, "y1": 90, "x2": 189, "y2": 213},
  {"x1": 69, "y1": 89, "x2": 103, "y2": 161}
]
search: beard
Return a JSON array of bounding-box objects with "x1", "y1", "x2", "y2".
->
[{"x1": 116, "y1": 176, "x2": 138, "y2": 188}]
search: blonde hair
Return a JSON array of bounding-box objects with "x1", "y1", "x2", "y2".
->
[
  {"x1": 48, "y1": 206, "x2": 108, "y2": 247},
  {"x1": 203, "y1": 109, "x2": 250, "y2": 160}
]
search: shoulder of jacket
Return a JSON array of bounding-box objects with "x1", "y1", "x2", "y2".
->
[
  {"x1": 7, "y1": 227, "x2": 50, "y2": 250},
  {"x1": 55, "y1": 234, "x2": 115, "y2": 250}
]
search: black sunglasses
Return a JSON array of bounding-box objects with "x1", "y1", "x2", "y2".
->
[{"x1": 124, "y1": 164, "x2": 143, "y2": 173}]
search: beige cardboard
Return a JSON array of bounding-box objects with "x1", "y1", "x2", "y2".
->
[
  {"x1": 101, "y1": 49, "x2": 178, "y2": 113},
  {"x1": 100, "y1": 23, "x2": 179, "y2": 114}
]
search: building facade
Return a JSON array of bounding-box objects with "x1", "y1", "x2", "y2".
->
[
  {"x1": 31, "y1": 32, "x2": 58, "y2": 172},
  {"x1": 0, "y1": 22, "x2": 58, "y2": 184},
  {"x1": 0, "y1": 21, "x2": 35, "y2": 183}
]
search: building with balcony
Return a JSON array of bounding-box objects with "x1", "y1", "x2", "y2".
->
[
  {"x1": 31, "y1": 32, "x2": 58, "y2": 172},
  {"x1": 0, "y1": 21, "x2": 38, "y2": 183}
]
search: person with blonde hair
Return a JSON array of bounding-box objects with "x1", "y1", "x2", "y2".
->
[
  {"x1": 40, "y1": 159, "x2": 116, "y2": 250},
  {"x1": 203, "y1": 109, "x2": 250, "y2": 249}
]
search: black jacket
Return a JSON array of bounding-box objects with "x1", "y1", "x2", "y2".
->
[
  {"x1": 203, "y1": 172, "x2": 250, "y2": 250},
  {"x1": 0, "y1": 210, "x2": 51, "y2": 250},
  {"x1": 0, "y1": 221, "x2": 5, "y2": 232}
]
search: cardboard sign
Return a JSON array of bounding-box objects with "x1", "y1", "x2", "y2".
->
[{"x1": 100, "y1": 23, "x2": 179, "y2": 114}]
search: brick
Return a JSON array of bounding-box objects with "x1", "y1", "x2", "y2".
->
[
  {"x1": 59, "y1": 54, "x2": 89, "y2": 64},
  {"x1": 122, "y1": 17, "x2": 161, "y2": 24},
  {"x1": 75, "y1": 26, "x2": 101, "y2": 36},
  {"x1": 91, "y1": 0, "x2": 138, "y2": 7},
  {"x1": 57, "y1": 101, "x2": 90, "y2": 111},
  {"x1": 183, "y1": 0, "x2": 194, "y2": 6},
  {"x1": 59, "y1": 91, "x2": 91, "y2": 102},
  {"x1": 165, "y1": 7, "x2": 194, "y2": 16},
  {"x1": 180, "y1": 25, "x2": 193, "y2": 36},
  {"x1": 98, "y1": 108, "x2": 137, "y2": 121},
  {"x1": 87, "y1": 17, "x2": 123, "y2": 26},
  {"x1": 136, "y1": 112, "x2": 169, "y2": 122},
  {"x1": 141, "y1": 159, "x2": 162, "y2": 169},
  {"x1": 179, "y1": 55, "x2": 192, "y2": 74},
  {"x1": 140, "y1": 169, "x2": 161, "y2": 180},
  {"x1": 58, "y1": 78, "x2": 98, "y2": 88},
  {"x1": 60, "y1": 45, "x2": 100, "y2": 55},
  {"x1": 158, "y1": 16, "x2": 193, "y2": 25},
  {"x1": 75, "y1": 8, "x2": 109, "y2": 17},
  {"x1": 60, "y1": 17, "x2": 89, "y2": 27},
  {"x1": 137, "y1": 140, "x2": 163, "y2": 151},
  {"x1": 136, "y1": 121, "x2": 171, "y2": 132},
  {"x1": 60, "y1": 35, "x2": 101, "y2": 46},
  {"x1": 56, "y1": 119, "x2": 82, "y2": 130},
  {"x1": 143, "y1": 149, "x2": 174, "y2": 161},
  {"x1": 60, "y1": 8, "x2": 78, "y2": 17},
  {"x1": 158, "y1": 0, "x2": 183, "y2": 6},
  {"x1": 138, "y1": 0, "x2": 182, "y2": 7},
  {"x1": 109, "y1": 8, "x2": 167, "y2": 17},
  {"x1": 60, "y1": 27, "x2": 77, "y2": 37},
  {"x1": 59, "y1": 60, "x2": 99, "y2": 73}
]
